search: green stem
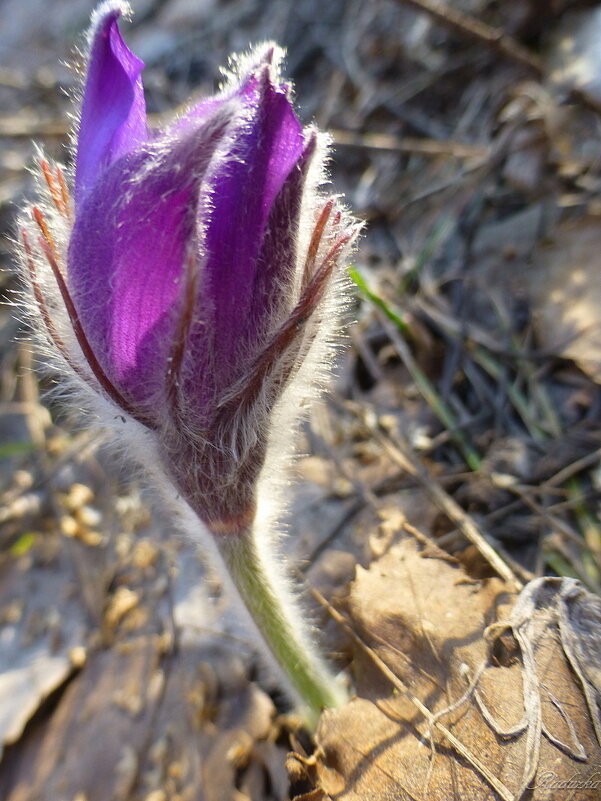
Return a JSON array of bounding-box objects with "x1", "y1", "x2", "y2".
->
[{"x1": 217, "y1": 532, "x2": 347, "y2": 730}]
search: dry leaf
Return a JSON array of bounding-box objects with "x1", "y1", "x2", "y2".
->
[
  {"x1": 292, "y1": 537, "x2": 601, "y2": 800},
  {"x1": 0, "y1": 636, "x2": 288, "y2": 801},
  {"x1": 546, "y1": 8, "x2": 601, "y2": 107},
  {"x1": 529, "y1": 217, "x2": 601, "y2": 382},
  {"x1": 0, "y1": 549, "x2": 88, "y2": 757}
]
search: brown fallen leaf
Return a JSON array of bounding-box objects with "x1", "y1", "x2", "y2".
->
[
  {"x1": 290, "y1": 536, "x2": 601, "y2": 800},
  {"x1": 529, "y1": 216, "x2": 601, "y2": 383}
]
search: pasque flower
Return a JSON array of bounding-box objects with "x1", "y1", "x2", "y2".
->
[{"x1": 18, "y1": 0, "x2": 359, "y2": 726}]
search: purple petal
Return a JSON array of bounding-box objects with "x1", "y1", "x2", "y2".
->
[
  {"x1": 75, "y1": 3, "x2": 147, "y2": 201},
  {"x1": 249, "y1": 132, "x2": 316, "y2": 330},
  {"x1": 166, "y1": 97, "x2": 224, "y2": 138},
  {"x1": 165, "y1": 54, "x2": 266, "y2": 137},
  {"x1": 68, "y1": 116, "x2": 232, "y2": 406},
  {"x1": 184, "y1": 73, "x2": 304, "y2": 399}
]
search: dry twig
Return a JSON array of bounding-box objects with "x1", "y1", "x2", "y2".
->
[
  {"x1": 393, "y1": 0, "x2": 542, "y2": 75},
  {"x1": 358, "y1": 407, "x2": 523, "y2": 591}
]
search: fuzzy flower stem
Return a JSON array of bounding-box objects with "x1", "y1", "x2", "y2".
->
[{"x1": 217, "y1": 530, "x2": 347, "y2": 730}]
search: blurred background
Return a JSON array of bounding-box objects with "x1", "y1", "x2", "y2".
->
[{"x1": 2, "y1": 1, "x2": 601, "y2": 799}]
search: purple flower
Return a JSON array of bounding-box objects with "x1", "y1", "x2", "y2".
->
[{"x1": 20, "y1": 1, "x2": 359, "y2": 535}]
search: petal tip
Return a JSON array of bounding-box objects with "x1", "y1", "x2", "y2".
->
[
  {"x1": 229, "y1": 41, "x2": 288, "y2": 93},
  {"x1": 254, "y1": 42, "x2": 279, "y2": 68},
  {"x1": 88, "y1": 0, "x2": 133, "y2": 44},
  {"x1": 76, "y1": 0, "x2": 146, "y2": 199}
]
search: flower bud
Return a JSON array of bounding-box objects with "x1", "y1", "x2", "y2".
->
[{"x1": 19, "y1": 0, "x2": 360, "y2": 536}]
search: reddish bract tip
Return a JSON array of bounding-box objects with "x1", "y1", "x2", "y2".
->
[{"x1": 303, "y1": 199, "x2": 335, "y2": 289}]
